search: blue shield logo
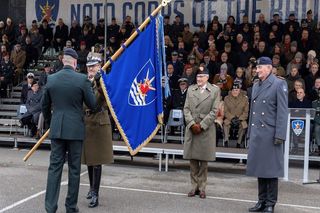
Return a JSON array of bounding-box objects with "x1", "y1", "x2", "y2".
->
[
  {"x1": 35, "y1": 0, "x2": 59, "y2": 24},
  {"x1": 128, "y1": 59, "x2": 157, "y2": 107},
  {"x1": 292, "y1": 120, "x2": 304, "y2": 136}
]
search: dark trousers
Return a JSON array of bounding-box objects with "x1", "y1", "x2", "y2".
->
[
  {"x1": 45, "y1": 139, "x2": 83, "y2": 213},
  {"x1": 258, "y1": 178, "x2": 278, "y2": 207}
]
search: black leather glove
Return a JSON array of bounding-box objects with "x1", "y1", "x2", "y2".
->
[
  {"x1": 274, "y1": 138, "x2": 284, "y2": 145},
  {"x1": 94, "y1": 71, "x2": 102, "y2": 87}
]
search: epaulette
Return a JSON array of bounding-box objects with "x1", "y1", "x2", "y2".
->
[{"x1": 211, "y1": 83, "x2": 219, "y2": 88}]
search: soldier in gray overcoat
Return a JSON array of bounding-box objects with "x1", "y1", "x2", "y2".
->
[
  {"x1": 82, "y1": 52, "x2": 114, "y2": 208},
  {"x1": 246, "y1": 57, "x2": 288, "y2": 213},
  {"x1": 183, "y1": 66, "x2": 220, "y2": 199}
]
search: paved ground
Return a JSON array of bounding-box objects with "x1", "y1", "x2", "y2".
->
[{"x1": 0, "y1": 147, "x2": 320, "y2": 213}]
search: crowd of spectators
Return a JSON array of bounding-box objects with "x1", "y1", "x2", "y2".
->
[{"x1": 0, "y1": 10, "x2": 319, "y2": 149}]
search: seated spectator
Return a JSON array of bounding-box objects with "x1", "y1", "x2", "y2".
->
[
  {"x1": 77, "y1": 41, "x2": 89, "y2": 74},
  {"x1": 289, "y1": 87, "x2": 312, "y2": 154},
  {"x1": 202, "y1": 52, "x2": 216, "y2": 81},
  {"x1": 53, "y1": 18, "x2": 69, "y2": 52},
  {"x1": 288, "y1": 79, "x2": 305, "y2": 104},
  {"x1": 289, "y1": 88, "x2": 312, "y2": 108},
  {"x1": 236, "y1": 41, "x2": 253, "y2": 68},
  {"x1": 309, "y1": 77, "x2": 320, "y2": 101},
  {"x1": 16, "y1": 27, "x2": 28, "y2": 48},
  {"x1": 217, "y1": 51, "x2": 234, "y2": 77},
  {"x1": 286, "y1": 52, "x2": 304, "y2": 76},
  {"x1": 21, "y1": 73, "x2": 34, "y2": 104},
  {"x1": 223, "y1": 42, "x2": 237, "y2": 67},
  {"x1": 298, "y1": 29, "x2": 312, "y2": 57},
  {"x1": 169, "y1": 51, "x2": 184, "y2": 76},
  {"x1": 30, "y1": 28, "x2": 43, "y2": 58},
  {"x1": 168, "y1": 77, "x2": 188, "y2": 111},
  {"x1": 11, "y1": 43, "x2": 26, "y2": 84},
  {"x1": 39, "y1": 64, "x2": 52, "y2": 87},
  {"x1": 272, "y1": 54, "x2": 286, "y2": 77},
  {"x1": 305, "y1": 62, "x2": 320, "y2": 96},
  {"x1": 233, "y1": 67, "x2": 249, "y2": 90},
  {"x1": 20, "y1": 81, "x2": 42, "y2": 137},
  {"x1": 164, "y1": 35, "x2": 174, "y2": 61},
  {"x1": 52, "y1": 51, "x2": 64, "y2": 73},
  {"x1": 286, "y1": 66, "x2": 305, "y2": 92},
  {"x1": 24, "y1": 36, "x2": 38, "y2": 68},
  {"x1": 213, "y1": 63, "x2": 233, "y2": 97},
  {"x1": 305, "y1": 50, "x2": 317, "y2": 71},
  {"x1": 182, "y1": 24, "x2": 193, "y2": 51},
  {"x1": 284, "y1": 41, "x2": 298, "y2": 65},
  {"x1": 182, "y1": 64, "x2": 196, "y2": 85},
  {"x1": 223, "y1": 83, "x2": 249, "y2": 148},
  {"x1": 167, "y1": 63, "x2": 180, "y2": 90},
  {"x1": 253, "y1": 40, "x2": 270, "y2": 58},
  {"x1": 190, "y1": 41, "x2": 204, "y2": 64},
  {"x1": 39, "y1": 19, "x2": 53, "y2": 54},
  {"x1": 0, "y1": 52, "x2": 14, "y2": 97}
]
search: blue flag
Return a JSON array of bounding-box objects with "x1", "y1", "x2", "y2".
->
[{"x1": 100, "y1": 16, "x2": 163, "y2": 155}]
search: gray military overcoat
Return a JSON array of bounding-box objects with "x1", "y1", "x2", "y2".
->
[
  {"x1": 246, "y1": 74, "x2": 288, "y2": 178},
  {"x1": 183, "y1": 83, "x2": 220, "y2": 161}
]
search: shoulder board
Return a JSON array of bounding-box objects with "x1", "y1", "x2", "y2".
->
[{"x1": 211, "y1": 83, "x2": 219, "y2": 88}]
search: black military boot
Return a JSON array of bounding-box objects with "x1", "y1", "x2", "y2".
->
[
  {"x1": 86, "y1": 166, "x2": 94, "y2": 199},
  {"x1": 89, "y1": 165, "x2": 102, "y2": 208}
]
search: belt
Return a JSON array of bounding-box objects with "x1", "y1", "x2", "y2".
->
[{"x1": 85, "y1": 107, "x2": 105, "y2": 116}]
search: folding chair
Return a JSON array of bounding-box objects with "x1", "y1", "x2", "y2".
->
[{"x1": 164, "y1": 109, "x2": 184, "y2": 144}]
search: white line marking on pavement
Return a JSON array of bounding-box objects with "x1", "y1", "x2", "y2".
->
[
  {"x1": 0, "y1": 171, "x2": 88, "y2": 213},
  {"x1": 80, "y1": 183, "x2": 320, "y2": 211}
]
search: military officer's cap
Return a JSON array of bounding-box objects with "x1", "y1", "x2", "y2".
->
[
  {"x1": 86, "y1": 52, "x2": 102, "y2": 66},
  {"x1": 256, "y1": 57, "x2": 272, "y2": 66},
  {"x1": 178, "y1": 77, "x2": 188, "y2": 84},
  {"x1": 64, "y1": 48, "x2": 78, "y2": 59},
  {"x1": 232, "y1": 82, "x2": 241, "y2": 90},
  {"x1": 196, "y1": 66, "x2": 209, "y2": 76}
]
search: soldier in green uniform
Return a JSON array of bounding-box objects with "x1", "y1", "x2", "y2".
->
[
  {"x1": 42, "y1": 48, "x2": 96, "y2": 213},
  {"x1": 82, "y1": 52, "x2": 114, "y2": 208}
]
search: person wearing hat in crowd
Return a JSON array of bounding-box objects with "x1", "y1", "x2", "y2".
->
[
  {"x1": 107, "y1": 17, "x2": 120, "y2": 40},
  {"x1": 183, "y1": 66, "x2": 220, "y2": 199},
  {"x1": 284, "y1": 41, "x2": 298, "y2": 65},
  {"x1": 21, "y1": 72, "x2": 35, "y2": 104},
  {"x1": 20, "y1": 80, "x2": 42, "y2": 138},
  {"x1": 223, "y1": 82, "x2": 249, "y2": 148},
  {"x1": 95, "y1": 18, "x2": 105, "y2": 45},
  {"x1": 39, "y1": 63, "x2": 52, "y2": 87},
  {"x1": 170, "y1": 51, "x2": 184, "y2": 76},
  {"x1": 77, "y1": 41, "x2": 89, "y2": 74},
  {"x1": 43, "y1": 48, "x2": 96, "y2": 213},
  {"x1": 82, "y1": 52, "x2": 113, "y2": 208},
  {"x1": 82, "y1": 15, "x2": 95, "y2": 35},
  {"x1": 247, "y1": 57, "x2": 288, "y2": 213},
  {"x1": 285, "y1": 13, "x2": 300, "y2": 33},
  {"x1": 168, "y1": 77, "x2": 189, "y2": 111},
  {"x1": 306, "y1": 9, "x2": 316, "y2": 30},
  {"x1": 52, "y1": 51, "x2": 64, "y2": 73}
]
